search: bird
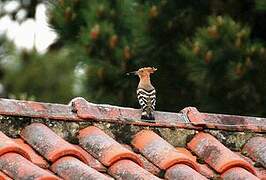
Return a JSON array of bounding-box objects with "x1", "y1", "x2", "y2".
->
[{"x1": 127, "y1": 67, "x2": 157, "y2": 121}]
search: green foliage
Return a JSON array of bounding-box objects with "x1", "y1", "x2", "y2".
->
[
  {"x1": 48, "y1": 0, "x2": 142, "y2": 106},
  {"x1": 180, "y1": 16, "x2": 266, "y2": 115},
  {"x1": 255, "y1": 0, "x2": 266, "y2": 11},
  {"x1": 3, "y1": 48, "x2": 76, "y2": 103},
  {"x1": 47, "y1": 0, "x2": 213, "y2": 110}
]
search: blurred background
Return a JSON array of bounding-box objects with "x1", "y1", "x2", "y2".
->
[{"x1": 0, "y1": 0, "x2": 265, "y2": 116}]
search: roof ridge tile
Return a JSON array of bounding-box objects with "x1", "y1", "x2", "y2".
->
[{"x1": 0, "y1": 98, "x2": 265, "y2": 132}]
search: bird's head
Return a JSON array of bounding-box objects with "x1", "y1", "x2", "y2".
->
[{"x1": 126, "y1": 67, "x2": 157, "y2": 78}]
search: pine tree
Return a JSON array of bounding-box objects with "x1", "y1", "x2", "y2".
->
[
  {"x1": 48, "y1": 0, "x2": 141, "y2": 106},
  {"x1": 180, "y1": 16, "x2": 266, "y2": 115},
  {"x1": 1, "y1": 0, "x2": 265, "y2": 115},
  {"x1": 47, "y1": 0, "x2": 212, "y2": 110}
]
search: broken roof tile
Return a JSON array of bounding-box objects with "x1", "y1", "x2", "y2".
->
[
  {"x1": 180, "y1": 107, "x2": 206, "y2": 125},
  {"x1": 20, "y1": 123, "x2": 88, "y2": 164},
  {"x1": 0, "y1": 152, "x2": 60, "y2": 180},
  {"x1": 78, "y1": 126, "x2": 142, "y2": 167},
  {"x1": 242, "y1": 136, "x2": 266, "y2": 168},
  {"x1": 108, "y1": 159, "x2": 160, "y2": 180},
  {"x1": 51, "y1": 156, "x2": 112, "y2": 180},
  {"x1": 132, "y1": 130, "x2": 199, "y2": 171},
  {"x1": 188, "y1": 132, "x2": 256, "y2": 175}
]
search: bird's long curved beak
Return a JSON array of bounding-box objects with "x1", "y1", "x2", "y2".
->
[{"x1": 126, "y1": 71, "x2": 137, "y2": 75}]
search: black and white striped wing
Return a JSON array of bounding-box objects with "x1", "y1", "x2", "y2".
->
[{"x1": 137, "y1": 88, "x2": 156, "y2": 112}]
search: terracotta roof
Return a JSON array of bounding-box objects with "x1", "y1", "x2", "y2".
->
[{"x1": 0, "y1": 97, "x2": 265, "y2": 179}]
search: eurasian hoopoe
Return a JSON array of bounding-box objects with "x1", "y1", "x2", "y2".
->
[{"x1": 127, "y1": 67, "x2": 157, "y2": 121}]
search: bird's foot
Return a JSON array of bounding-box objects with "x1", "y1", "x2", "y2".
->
[{"x1": 141, "y1": 112, "x2": 155, "y2": 122}]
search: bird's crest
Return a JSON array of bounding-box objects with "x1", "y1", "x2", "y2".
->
[
  {"x1": 126, "y1": 67, "x2": 157, "y2": 78},
  {"x1": 138, "y1": 67, "x2": 157, "y2": 74}
]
